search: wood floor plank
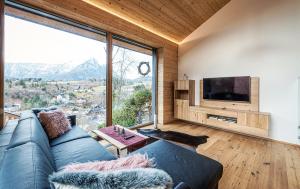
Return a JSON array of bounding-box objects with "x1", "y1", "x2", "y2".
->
[
  {"x1": 245, "y1": 140, "x2": 271, "y2": 189},
  {"x1": 285, "y1": 145, "x2": 300, "y2": 189},
  {"x1": 157, "y1": 121, "x2": 300, "y2": 189}
]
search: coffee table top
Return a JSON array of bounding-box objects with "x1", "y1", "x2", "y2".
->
[{"x1": 93, "y1": 125, "x2": 148, "y2": 150}]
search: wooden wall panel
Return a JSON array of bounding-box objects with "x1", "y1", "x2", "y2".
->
[
  {"x1": 0, "y1": 0, "x2": 4, "y2": 129},
  {"x1": 157, "y1": 47, "x2": 178, "y2": 124},
  {"x1": 162, "y1": 48, "x2": 178, "y2": 123},
  {"x1": 157, "y1": 48, "x2": 164, "y2": 124}
]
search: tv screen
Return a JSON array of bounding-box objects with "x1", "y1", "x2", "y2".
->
[{"x1": 203, "y1": 76, "x2": 251, "y2": 102}]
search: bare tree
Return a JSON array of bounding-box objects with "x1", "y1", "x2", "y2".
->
[{"x1": 111, "y1": 47, "x2": 136, "y2": 106}]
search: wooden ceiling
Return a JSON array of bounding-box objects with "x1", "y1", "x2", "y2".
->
[{"x1": 84, "y1": 0, "x2": 230, "y2": 43}]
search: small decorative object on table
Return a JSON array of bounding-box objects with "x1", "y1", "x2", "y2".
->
[
  {"x1": 93, "y1": 125, "x2": 149, "y2": 157},
  {"x1": 122, "y1": 128, "x2": 125, "y2": 136}
]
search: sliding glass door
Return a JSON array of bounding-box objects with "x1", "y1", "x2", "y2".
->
[
  {"x1": 112, "y1": 39, "x2": 154, "y2": 127},
  {"x1": 4, "y1": 5, "x2": 156, "y2": 129}
]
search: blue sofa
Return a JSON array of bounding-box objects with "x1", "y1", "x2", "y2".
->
[{"x1": 0, "y1": 110, "x2": 223, "y2": 189}]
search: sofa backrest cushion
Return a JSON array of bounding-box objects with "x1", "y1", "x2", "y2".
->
[
  {"x1": 0, "y1": 142, "x2": 55, "y2": 189},
  {"x1": 0, "y1": 120, "x2": 18, "y2": 163},
  {"x1": 32, "y1": 107, "x2": 57, "y2": 116},
  {"x1": 7, "y1": 111, "x2": 55, "y2": 166}
]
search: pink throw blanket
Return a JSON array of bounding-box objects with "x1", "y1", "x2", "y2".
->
[{"x1": 63, "y1": 154, "x2": 155, "y2": 172}]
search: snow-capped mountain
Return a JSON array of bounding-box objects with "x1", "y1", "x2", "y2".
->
[{"x1": 5, "y1": 58, "x2": 106, "y2": 81}]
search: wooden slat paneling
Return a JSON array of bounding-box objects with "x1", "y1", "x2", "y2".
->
[{"x1": 84, "y1": 0, "x2": 230, "y2": 43}]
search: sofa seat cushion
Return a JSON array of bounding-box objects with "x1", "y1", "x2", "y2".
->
[
  {"x1": 50, "y1": 126, "x2": 90, "y2": 147},
  {"x1": 132, "y1": 140, "x2": 223, "y2": 189},
  {"x1": 51, "y1": 137, "x2": 116, "y2": 170},
  {"x1": 0, "y1": 142, "x2": 55, "y2": 189}
]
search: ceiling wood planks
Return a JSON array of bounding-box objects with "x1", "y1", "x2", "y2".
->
[{"x1": 84, "y1": 0, "x2": 230, "y2": 43}]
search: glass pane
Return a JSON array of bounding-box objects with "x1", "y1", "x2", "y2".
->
[
  {"x1": 112, "y1": 41, "x2": 153, "y2": 127},
  {"x1": 4, "y1": 15, "x2": 107, "y2": 132}
]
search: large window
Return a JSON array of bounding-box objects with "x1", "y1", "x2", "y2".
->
[
  {"x1": 112, "y1": 39, "x2": 153, "y2": 127},
  {"x1": 4, "y1": 15, "x2": 107, "y2": 131},
  {"x1": 4, "y1": 5, "x2": 156, "y2": 129}
]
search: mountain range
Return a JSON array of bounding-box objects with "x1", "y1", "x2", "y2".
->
[{"x1": 5, "y1": 58, "x2": 106, "y2": 81}]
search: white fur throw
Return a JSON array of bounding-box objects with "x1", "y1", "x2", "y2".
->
[{"x1": 49, "y1": 168, "x2": 173, "y2": 189}]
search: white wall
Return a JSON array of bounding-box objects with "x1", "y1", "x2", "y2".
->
[{"x1": 178, "y1": 0, "x2": 300, "y2": 144}]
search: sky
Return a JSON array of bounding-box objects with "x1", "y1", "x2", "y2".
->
[
  {"x1": 4, "y1": 15, "x2": 107, "y2": 65},
  {"x1": 4, "y1": 15, "x2": 153, "y2": 79}
]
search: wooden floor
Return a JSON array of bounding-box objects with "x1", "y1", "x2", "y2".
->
[{"x1": 157, "y1": 121, "x2": 300, "y2": 189}]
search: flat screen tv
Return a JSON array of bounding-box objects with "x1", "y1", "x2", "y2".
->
[{"x1": 203, "y1": 76, "x2": 251, "y2": 102}]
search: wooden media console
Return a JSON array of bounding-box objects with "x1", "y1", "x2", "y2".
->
[{"x1": 174, "y1": 79, "x2": 270, "y2": 138}]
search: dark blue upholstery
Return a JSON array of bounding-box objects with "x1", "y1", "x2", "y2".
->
[
  {"x1": 50, "y1": 126, "x2": 90, "y2": 147},
  {"x1": 0, "y1": 120, "x2": 18, "y2": 162},
  {"x1": 0, "y1": 119, "x2": 18, "y2": 134},
  {"x1": 133, "y1": 140, "x2": 223, "y2": 189},
  {"x1": 0, "y1": 146, "x2": 7, "y2": 164},
  {"x1": 52, "y1": 137, "x2": 116, "y2": 170},
  {"x1": 0, "y1": 142, "x2": 55, "y2": 189},
  {"x1": 0, "y1": 134, "x2": 13, "y2": 163},
  {"x1": 174, "y1": 182, "x2": 191, "y2": 189},
  {"x1": 7, "y1": 111, "x2": 55, "y2": 167},
  {"x1": 0, "y1": 133, "x2": 13, "y2": 147},
  {"x1": 7, "y1": 111, "x2": 50, "y2": 150},
  {"x1": 0, "y1": 111, "x2": 116, "y2": 189}
]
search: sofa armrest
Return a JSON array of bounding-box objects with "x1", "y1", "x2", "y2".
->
[{"x1": 67, "y1": 115, "x2": 76, "y2": 126}]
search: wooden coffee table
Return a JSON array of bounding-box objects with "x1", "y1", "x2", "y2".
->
[{"x1": 93, "y1": 125, "x2": 149, "y2": 157}]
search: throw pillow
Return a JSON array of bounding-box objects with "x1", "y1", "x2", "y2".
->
[
  {"x1": 49, "y1": 168, "x2": 173, "y2": 189},
  {"x1": 63, "y1": 153, "x2": 155, "y2": 172},
  {"x1": 39, "y1": 110, "x2": 71, "y2": 139}
]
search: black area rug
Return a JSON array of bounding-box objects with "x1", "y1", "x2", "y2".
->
[{"x1": 137, "y1": 129, "x2": 208, "y2": 148}]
